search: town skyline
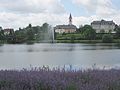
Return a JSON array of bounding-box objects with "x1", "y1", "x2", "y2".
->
[{"x1": 0, "y1": 0, "x2": 120, "y2": 29}]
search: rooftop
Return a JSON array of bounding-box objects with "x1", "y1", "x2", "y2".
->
[
  {"x1": 91, "y1": 20, "x2": 115, "y2": 25},
  {"x1": 4, "y1": 28, "x2": 14, "y2": 32},
  {"x1": 55, "y1": 24, "x2": 77, "y2": 29}
]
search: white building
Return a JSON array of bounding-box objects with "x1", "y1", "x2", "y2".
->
[
  {"x1": 91, "y1": 20, "x2": 116, "y2": 33},
  {"x1": 55, "y1": 14, "x2": 77, "y2": 34}
]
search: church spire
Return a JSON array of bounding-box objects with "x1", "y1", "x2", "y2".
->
[{"x1": 69, "y1": 13, "x2": 72, "y2": 25}]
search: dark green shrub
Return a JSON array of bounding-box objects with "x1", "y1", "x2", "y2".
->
[
  {"x1": 70, "y1": 35, "x2": 75, "y2": 43},
  {"x1": 102, "y1": 34, "x2": 113, "y2": 43}
]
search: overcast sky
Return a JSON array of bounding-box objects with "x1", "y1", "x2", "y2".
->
[{"x1": 0, "y1": 0, "x2": 120, "y2": 29}]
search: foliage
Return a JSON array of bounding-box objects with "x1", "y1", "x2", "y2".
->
[
  {"x1": 42, "y1": 23, "x2": 49, "y2": 33},
  {"x1": 0, "y1": 30, "x2": 5, "y2": 40},
  {"x1": 1, "y1": 23, "x2": 120, "y2": 43},
  {"x1": 114, "y1": 25, "x2": 120, "y2": 38},
  {"x1": 26, "y1": 26, "x2": 34, "y2": 40},
  {"x1": 70, "y1": 35, "x2": 75, "y2": 43},
  {"x1": 96, "y1": 33, "x2": 103, "y2": 40},
  {"x1": 82, "y1": 25, "x2": 96, "y2": 40},
  {"x1": 102, "y1": 34, "x2": 113, "y2": 43},
  {"x1": 76, "y1": 25, "x2": 84, "y2": 33},
  {"x1": 14, "y1": 23, "x2": 52, "y2": 43},
  {"x1": 56, "y1": 33, "x2": 83, "y2": 40},
  {"x1": 57, "y1": 40, "x2": 102, "y2": 43},
  {"x1": 57, "y1": 25, "x2": 96, "y2": 40},
  {"x1": 0, "y1": 68, "x2": 120, "y2": 90}
]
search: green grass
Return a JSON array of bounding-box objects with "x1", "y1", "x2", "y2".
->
[
  {"x1": 57, "y1": 39, "x2": 120, "y2": 43},
  {"x1": 57, "y1": 40, "x2": 102, "y2": 43}
]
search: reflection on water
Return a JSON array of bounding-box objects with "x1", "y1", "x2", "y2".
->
[
  {"x1": 0, "y1": 43, "x2": 120, "y2": 53},
  {"x1": 0, "y1": 44, "x2": 3, "y2": 52},
  {"x1": 0, "y1": 43, "x2": 120, "y2": 69}
]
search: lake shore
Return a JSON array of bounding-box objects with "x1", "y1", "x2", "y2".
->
[
  {"x1": 0, "y1": 39, "x2": 120, "y2": 44},
  {"x1": 56, "y1": 39, "x2": 120, "y2": 43},
  {"x1": 10, "y1": 39, "x2": 120, "y2": 44}
]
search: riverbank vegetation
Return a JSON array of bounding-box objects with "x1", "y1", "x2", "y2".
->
[
  {"x1": 0, "y1": 24, "x2": 120, "y2": 44},
  {"x1": 0, "y1": 23, "x2": 53, "y2": 44},
  {"x1": 56, "y1": 25, "x2": 120, "y2": 43},
  {"x1": 0, "y1": 67, "x2": 120, "y2": 90}
]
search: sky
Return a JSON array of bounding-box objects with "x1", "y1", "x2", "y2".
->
[{"x1": 0, "y1": 0, "x2": 120, "y2": 30}]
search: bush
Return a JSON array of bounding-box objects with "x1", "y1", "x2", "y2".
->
[
  {"x1": 70, "y1": 35, "x2": 75, "y2": 43},
  {"x1": 102, "y1": 34, "x2": 113, "y2": 43}
]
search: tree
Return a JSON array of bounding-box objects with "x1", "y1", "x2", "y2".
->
[
  {"x1": 32, "y1": 26, "x2": 41, "y2": 34},
  {"x1": 0, "y1": 31, "x2": 2, "y2": 40},
  {"x1": 42, "y1": 23, "x2": 49, "y2": 33},
  {"x1": 114, "y1": 25, "x2": 120, "y2": 38},
  {"x1": 70, "y1": 35, "x2": 75, "y2": 43},
  {"x1": 82, "y1": 25, "x2": 96, "y2": 40},
  {"x1": 26, "y1": 27, "x2": 34, "y2": 41},
  {"x1": 28, "y1": 24, "x2": 32, "y2": 28},
  {"x1": 76, "y1": 25, "x2": 83, "y2": 33},
  {"x1": 0, "y1": 30, "x2": 5, "y2": 40},
  {"x1": 102, "y1": 34, "x2": 113, "y2": 43}
]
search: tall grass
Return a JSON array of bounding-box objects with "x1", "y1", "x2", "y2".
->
[{"x1": 0, "y1": 67, "x2": 120, "y2": 90}]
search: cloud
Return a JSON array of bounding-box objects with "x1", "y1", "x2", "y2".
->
[
  {"x1": 73, "y1": 0, "x2": 118, "y2": 17},
  {"x1": 0, "y1": 0, "x2": 120, "y2": 30},
  {"x1": 96, "y1": 0, "x2": 117, "y2": 17},
  {"x1": 0, "y1": 0, "x2": 66, "y2": 14},
  {"x1": 0, "y1": 12, "x2": 69, "y2": 29},
  {"x1": 0, "y1": 12, "x2": 120, "y2": 30},
  {"x1": 0, "y1": 0, "x2": 68, "y2": 29},
  {"x1": 72, "y1": 0, "x2": 97, "y2": 12},
  {"x1": 72, "y1": 0, "x2": 120, "y2": 26}
]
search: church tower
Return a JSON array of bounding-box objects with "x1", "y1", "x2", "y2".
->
[{"x1": 69, "y1": 13, "x2": 72, "y2": 25}]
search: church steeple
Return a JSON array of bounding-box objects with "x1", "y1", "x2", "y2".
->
[{"x1": 69, "y1": 13, "x2": 72, "y2": 25}]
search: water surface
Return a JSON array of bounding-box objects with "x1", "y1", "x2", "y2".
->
[{"x1": 0, "y1": 43, "x2": 120, "y2": 69}]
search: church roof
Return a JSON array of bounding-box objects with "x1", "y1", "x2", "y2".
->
[
  {"x1": 54, "y1": 24, "x2": 77, "y2": 29},
  {"x1": 69, "y1": 13, "x2": 72, "y2": 19}
]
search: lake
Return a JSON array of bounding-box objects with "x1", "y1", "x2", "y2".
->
[{"x1": 0, "y1": 43, "x2": 120, "y2": 70}]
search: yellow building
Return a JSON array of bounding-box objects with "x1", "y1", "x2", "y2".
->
[{"x1": 55, "y1": 14, "x2": 77, "y2": 34}]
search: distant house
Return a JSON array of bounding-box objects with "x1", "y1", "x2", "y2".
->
[
  {"x1": 54, "y1": 14, "x2": 77, "y2": 34},
  {"x1": 4, "y1": 28, "x2": 14, "y2": 35},
  {"x1": 91, "y1": 20, "x2": 116, "y2": 33}
]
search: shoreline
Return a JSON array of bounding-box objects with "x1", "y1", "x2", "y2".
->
[
  {"x1": 56, "y1": 39, "x2": 120, "y2": 44},
  {"x1": 0, "y1": 39, "x2": 120, "y2": 44}
]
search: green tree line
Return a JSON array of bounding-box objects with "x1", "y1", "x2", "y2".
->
[
  {"x1": 56, "y1": 25, "x2": 120, "y2": 43},
  {"x1": 0, "y1": 23, "x2": 120, "y2": 43},
  {"x1": 0, "y1": 23, "x2": 52, "y2": 43}
]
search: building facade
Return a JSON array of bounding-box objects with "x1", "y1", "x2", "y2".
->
[
  {"x1": 4, "y1": 28, "x2": 14, "y2": 35},
  {"x1": 91, "y1": 20, "x2": 116, "y2": 33},
  {"x1": 54, "y1": 14, "x2": 77, "y2": 34}
]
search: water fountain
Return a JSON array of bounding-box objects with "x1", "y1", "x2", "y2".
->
[
  {"x1": 38, "y1": 24, "x2": 55, "y2": 43},
  {"x1": 47, "y1": 25, "x2": 55, "y2": 43}
]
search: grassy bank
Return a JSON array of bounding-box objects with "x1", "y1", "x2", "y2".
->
[
  {"x1": 0, "y1": 39, "x2": 120, "y2": 44},
  {"x1": 57, "y1": 40, "x2": 102, "y2": 43},
  {"x1": 57, "y1": 39, "x2": 120, "y2": 43},
  {"x1": 0, "y1": 67, "x2": 120, "y2": 90}
]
